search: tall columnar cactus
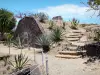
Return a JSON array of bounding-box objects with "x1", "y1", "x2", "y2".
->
[{"x1": 70, "y1": 18, "x2": 79, "y2": 29}]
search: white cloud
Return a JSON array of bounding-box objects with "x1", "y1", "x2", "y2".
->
[{"x1": 36, "y1": 4, "x2": 99, "y2": 23}]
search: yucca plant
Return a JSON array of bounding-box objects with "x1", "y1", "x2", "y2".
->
[
  {"x1": 51, "y1": 27, "x2": 63, "y2": 43},
  {"x1": 70, "y1": 18, "x2": 79, "y2": 29},
  {"x1": 10, "y1": 54, "x2": 29, "y2": 71},
  {"x1": 36, "y1": 34, "x2": 52, "y2": 53}
]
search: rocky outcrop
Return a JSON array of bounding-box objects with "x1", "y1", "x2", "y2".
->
[
  {"x1": 52, "y1": 16, "x2": 63, "y2": 27},
  {"x1": 14, "y1": 17, "x2": 44, "y2": 47}
]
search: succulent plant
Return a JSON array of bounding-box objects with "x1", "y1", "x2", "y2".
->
[
  {"x1": 10, "y1": 54, "x2": 29, "y2": 70},
  {"x1": 36, "y1": 34, "x2": 52, "y2": 53},
  {"x1": 51, "y1": 27, "x2": 63, "y2": 43},
  {"x1": 70, "y1": 18, "x2": 79, "y2": 29}
]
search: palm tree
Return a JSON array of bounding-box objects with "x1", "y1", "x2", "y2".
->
[{"x1": 0, "y1": 8, "x2": 16, "y2": 41}]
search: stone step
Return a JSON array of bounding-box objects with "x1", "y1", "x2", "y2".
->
[
  {"x1": 71, "y1": 42, "x2": 86, "y2": 46},
  {"x1": 66, "y1": 35, "x2": 81, "y2": 38},
  {"x1": 55, "y1": 54, "x2": 80, "y2": 59},
  {"x1": 58, "y1": 51, "x2": 86, "y2": 55},
  {"x1": 70, "y1": 30, "x2": 82, "y2": 33},
  {"x1": 67, "y1": 46, "x2": 77, "y2": 50},
  {"x1": 67, "y1": 38, "x2": 79, "y2": 41},
  {"x1": 67, "y1": 33, "x2": 82, "y2": 36}
]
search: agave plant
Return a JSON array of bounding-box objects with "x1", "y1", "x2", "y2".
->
[
  {"x1": 10, "y1": 54, "x2": 29, "y2": 70},
  {"x1": 36, "y1": 34, "x2": 52, "y2": 53},
  {"x1": 70, "y1": 18, "x2": 79, "y2": 29},
  {"x1": 51, "y1": 27, "x2": 63, "y2": 43}
]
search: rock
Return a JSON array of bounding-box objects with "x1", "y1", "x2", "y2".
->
[
  {"x1": 52, "y1": 16, "x2": 63, "y2": 27},
  {"x1": 14, "y1": 17, "x2": 44, "y2": 47}
]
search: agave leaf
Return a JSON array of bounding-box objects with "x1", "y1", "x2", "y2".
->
[
  {"x1": 9, "y1": 61, "x2": 15, "y2": 68},
  {"x1": 15, "y1": 55, "x2": 18, "y2": 69},
  {"x1": 21, "y1": 56, "x2": 29, "y2": 67}
]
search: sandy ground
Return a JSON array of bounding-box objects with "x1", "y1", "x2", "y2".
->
[{"x1": 0, "y1": 44, "x2": 100, "y2": 75}]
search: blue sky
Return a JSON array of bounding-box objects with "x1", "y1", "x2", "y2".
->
[{"x1": 0, "y1": 0, "x2": 100, "y2": 24}]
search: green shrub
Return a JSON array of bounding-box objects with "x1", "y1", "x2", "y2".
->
[
  {"x1": 10, "y1": 54, "x2": 29, "y2": 70},
  {"x1": 0, "y1": 8, "x2": 16, "y2": 41},
  {"x1": 5, "y1": 33, "x2": 13, "y2": 44},
  {"x1": 70, "y1": 18, "x2": 79, "y2": 29},
  {"x1": 51, "y1": 27, "x2": 63, "y2": 43}
]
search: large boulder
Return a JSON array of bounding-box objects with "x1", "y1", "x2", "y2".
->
[
  {"x1": 81, "y1": 42, "x2": 100, "y2": 58},
  {"x1": 52, "y1": 16, "x2": 63, "y2": 27},
  {"x1": 14, "y1": 17, "x2": 44, "y2": 47}
]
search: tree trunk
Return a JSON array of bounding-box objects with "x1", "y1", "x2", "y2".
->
[{"x1": 43, "y1": 45, "x2": 50, "y2": 53}]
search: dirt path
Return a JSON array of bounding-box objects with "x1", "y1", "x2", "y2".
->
[{"x1": 0, "y1": 44, "x2": 100, "y2": 75}]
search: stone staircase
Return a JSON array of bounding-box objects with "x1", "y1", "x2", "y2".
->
[
  {"x1": 55, "y1": 51, "x2": 86, "y2": 59},
  {"x1": 55, "y1": 29, "x2": 87, "y2": 59}
]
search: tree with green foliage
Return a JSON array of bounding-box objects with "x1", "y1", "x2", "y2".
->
[
  {"x1": 87, "y1": 0, "x2": 100, "y2": 16},
  {"x1": 0, "y1": 8, "x2": 16, "y2": 40},
  {"x1": 88, "y1": 0, "x2": 100, "y2": 9}
]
